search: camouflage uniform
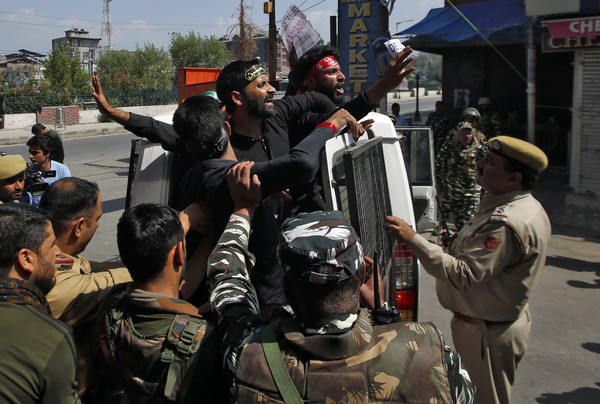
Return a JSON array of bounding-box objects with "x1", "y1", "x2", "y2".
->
[
  {"x1": 478, "y1": 111, "x2": 501, "y2": 139},
  {"x1": 437, "y1": 129, "x2": 487, "y2": 231},
  {"x1": 97, "y1": 286, "x2": 229, "y2": 403},
  {"x1": 208, "y1": 211, "x2": 475, "y2": 403},
  {"x1": 426, "y1": 111, "x2": 451, "y2": 152}
]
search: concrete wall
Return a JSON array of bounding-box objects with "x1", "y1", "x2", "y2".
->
[{"x1": 3, "y1": 104, "x2": 178, "y2": 129}]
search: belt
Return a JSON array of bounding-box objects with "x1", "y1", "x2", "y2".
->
[{"x1": 453, "y1": 311, "x2": 513, "y2": 325}]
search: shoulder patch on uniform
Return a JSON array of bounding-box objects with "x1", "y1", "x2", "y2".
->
[
  {"x1": 57, "y1": 264, "x2": 73, "y2": 271},
  {"x1": 490, "y1": 205, "x2": 508, "y2": 223},
  {"x1": 55, "y1": 258, "x2": 74, "y2": 271},
  {"x1": 483, "y1": 235, "x2": 501, "y2": 251},
  {"x1": 56, "y1": 258, "x2": 74, "y2": 264}
]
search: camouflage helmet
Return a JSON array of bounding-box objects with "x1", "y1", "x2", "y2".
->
[
  {"x1": 278, "y1": 211, "x2": 364, "y2": 285},
  {"x1": 461, "y1": 107, "x2": 481, "y2": 120}
]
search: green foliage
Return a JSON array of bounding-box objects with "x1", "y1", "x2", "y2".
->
[
  {"x1": 133, "y1": 42, "x2": 174, "y2": 91},
  {"x1": 96, "y1": 49, "x2": 135, "y2": 92},
  {"x1": 97, "y1": 44, "x2": 173, "y2": 92},
  {"x1": 43, "y1": 44, "x2": 91, "y2": 95},
  {"x1": 2, "y1": 84, "x2": 71, "y2": 114},
  {"x1": 169, "y1": 32, "x2": 230, "y2": 68}
]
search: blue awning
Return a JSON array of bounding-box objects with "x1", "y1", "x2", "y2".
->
[{"x1": 398, "y1": 0, "x2": 528, "y2": 42}]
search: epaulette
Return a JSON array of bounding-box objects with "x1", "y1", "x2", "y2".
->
[
  {"x1": 55, "y1": 257, "x2": 75, "y2": 271},
  {"x1": 490, "y1": 205, "x2": 508, "y2": 223}
]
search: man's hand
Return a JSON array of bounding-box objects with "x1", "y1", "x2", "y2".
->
[
  {"x1": 92, "y1": 76, "x2": 130, "y2": 126},
  {"x1": 386, "y1": 216, "x2": 417, "y2": 243},
  {"x1": 227, "y1": 161, "x2": 262, "y2": 218},
  {"x1": 366, "y1": 46, "x2": 415, "y2": 105},
  {"x1": 326, "y1": 108, "x2": 365, "y2": 141},
  {"x1": 359, "y1": 256, "x2": 384, "y2": 310}
]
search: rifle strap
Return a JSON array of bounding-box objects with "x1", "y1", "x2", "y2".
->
[{"x1": 260, "y1": 324, "x2": 304, "y2": 404}]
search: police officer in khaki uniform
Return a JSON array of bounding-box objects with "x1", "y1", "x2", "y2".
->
[
  {"x1": 0, "y1": 154, "x2": 32, "y2": 205},
  {"x1": 39, "y1": 177, "x2": 131, "y2": 325},
  {"x1": 388, "y1": 136, "x2": 551, "y2": 404}
]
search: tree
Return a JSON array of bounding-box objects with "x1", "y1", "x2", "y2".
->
[
  {"x1": 96, "y1": 49, "x2": 135, "y2": 92},
  {"x1": 43, "y1": 45, "x2": 91, "y2": 95},
  {"x1": 169, "y1": 32, "x2": 230, "y2": 68},
  {"x1": 229, "y1": 0, "x2": 257, "y2": 60},
  {"x1": 132, "y1": 43, "x2": 173, "y2": 91}
]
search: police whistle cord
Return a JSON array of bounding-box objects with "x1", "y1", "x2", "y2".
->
[{"x1": 435, "y1": 196, "x2": 452, "y2": 245}]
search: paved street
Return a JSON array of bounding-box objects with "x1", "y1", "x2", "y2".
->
[{"x1": 3, "y1": 128, "x2": 599, "y2": 403}]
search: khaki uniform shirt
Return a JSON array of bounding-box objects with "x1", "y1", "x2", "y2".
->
[
  {"x1": 46, "y1": 253, "x2": 132, "y2": 325},
  {"x1": 408, "y1": 191, "x2": 551, "y2": 321}
]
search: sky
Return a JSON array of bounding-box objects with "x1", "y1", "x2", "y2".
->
[{"x1": 0, "y1": 0, "x2": 443, "y2": 56}]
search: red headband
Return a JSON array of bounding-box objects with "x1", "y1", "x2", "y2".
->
[{"x1": 304, "y1": 56, "x2": 339, "y2": 82}]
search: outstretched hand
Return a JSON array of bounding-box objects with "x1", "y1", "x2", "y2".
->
[
  {"x1": 227, "y1": 161, "x2": 262, "y2": 217},
  {"x1": 366, "y1": 46, "x2": 415, "y2": 105},
  {"x1": 386, "y1": 216, "x2": 417, "y2": 243},
  {"x1": 92, "y1": 76, "x2": 130, "y2": 125},
  {"x1": 326, "y1": 108, "x2": 365, "y2": 141}
]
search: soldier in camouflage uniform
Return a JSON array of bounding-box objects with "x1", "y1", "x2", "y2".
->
[
  {"x1": 95, "y1": 203, "x2": 228, "y2": 403},
  {"x1": 437, "y1": 122, "x2": 487, "y2": 231},
  {"x1": 426, "y1": 100, "x2": 452, "y2": 152},
  {"x1": 477, "y1": 97, "x2": 502, "y2": 138},
  {"x1": 207, "y1": 161, "x2": 475, "y2": 403}
]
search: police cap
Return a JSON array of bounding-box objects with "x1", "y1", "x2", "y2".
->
[
  {"x1": 0, "y1": 155, "x2": 27, "y2": 181},
  {"x1": 278, "y1": 211, "x2": 364, "y2": 285},
  {"x1": 489, "y1": 136, "x2": 548, "y2": 173}
]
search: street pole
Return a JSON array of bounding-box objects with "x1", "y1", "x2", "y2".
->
[
  {"x1": 414, "y1": 74, "x2": 421, "y2": 122},
  {"x1": 266, "y1": 0, "x2": 276, "y2": 81},
  {"x1": 527, "y1": 16, "x2": 536, "y2": 144}
]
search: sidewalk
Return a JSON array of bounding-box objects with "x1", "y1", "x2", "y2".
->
[{"x1": 0, "y1": 121, "x2": 126, "y2": 147}]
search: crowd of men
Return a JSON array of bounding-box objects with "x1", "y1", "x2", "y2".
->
[{"x1": 0, "y1": 43, "x2": 551, "y2": 404}]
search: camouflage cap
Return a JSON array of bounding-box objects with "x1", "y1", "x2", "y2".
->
[
  {"x1": 457, "y1": 121, "x2": 474, "y2": 132},
  {"x1": 0, "y1": 155, "x2": 27, "y2": 180},
  {"x1": 461, "y1": 107, "x2": 481, "y2": 120},
  {"x1": 489, "y1": 136, "x2": 548, "y2": 173},
  {"x1": 278, "y1": 211, "x2": 364, "y2": 285}
]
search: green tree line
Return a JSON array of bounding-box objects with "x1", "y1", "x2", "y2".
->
[{"x1": 1, "y1": 32, "x2": 230, "y2": 113}]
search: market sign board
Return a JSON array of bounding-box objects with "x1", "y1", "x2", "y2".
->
[
  {"x1": 545, "y1": 16, "x2": 600, "y2": 38},
  {"x1": 541, "y1": 32, "x2": 600, "y2": 53},
  {"x1": 338, "y1": 0, "x2": 385, "y2": 96}
]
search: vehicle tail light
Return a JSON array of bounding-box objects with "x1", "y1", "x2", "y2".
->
[{"x1": 394, "y1": 243, "x2": 417, "y2": 321}]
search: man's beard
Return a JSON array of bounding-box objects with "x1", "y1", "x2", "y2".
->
[
  {"x1": 320, "y1": 83, "x2": 345, "y2": 106},
  {"x1": 246, "y1": 93, "x2": 276, "y2": 119},
  {"x1": 31, "y1": 259, "x2": 56, "y2": 295}
]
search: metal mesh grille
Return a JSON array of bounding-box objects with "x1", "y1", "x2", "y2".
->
[{"x1": 333, "y1": 139, "x2": 394, "y2": 270}]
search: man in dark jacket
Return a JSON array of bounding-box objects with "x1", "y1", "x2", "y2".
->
[{"x1": 0, "y1": 203, "x2": 78, "y2": 403}]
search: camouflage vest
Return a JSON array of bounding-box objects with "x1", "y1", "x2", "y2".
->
[
  {"x1": 104, "y1": 290, "x2": 211, "y2": 403},
  {"x1": 233, "y1": 309, "x2": 454, "y2": 403}
]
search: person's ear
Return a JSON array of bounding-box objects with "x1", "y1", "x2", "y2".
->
[
  {"x1": 508, "y1": 171, "x2": 523, "y2": 188},
  {"x1": 231, "y1": 90, "x2": 244, "y2": 107},
  {"x1": 16, "y1": 248, "x2": 35, "y2": 276},
  {"x1": 174, "y1": 241, "x2": 185, "y2": 268},
  {"x1": 224, "y1": 121, "x2": 232, "y2": 137},
  {"x1": 73, "y1": 217, "x2": 86, "y2": 238},
  {"x1": 304, "y1": 76, "x2": 318, "y2": 91}
]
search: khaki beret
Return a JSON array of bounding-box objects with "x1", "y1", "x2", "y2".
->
[
  {"x1": 489, "y1": 136, "x2": 548, "y2": 173},
  {"x1": 0, "y1": 155, "x2": 27, "y2": 180}
]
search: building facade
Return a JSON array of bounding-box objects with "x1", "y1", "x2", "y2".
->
[
  {"x1": 0, "y1": 49, "x2": 45, "y2": 87},
  {"x1": 51, "y1": 28, "x2": 102, "y2": 75}
]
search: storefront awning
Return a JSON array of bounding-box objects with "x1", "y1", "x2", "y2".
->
[{"x1": 397, "y1": 0, "x2": 528, "y2": 42}]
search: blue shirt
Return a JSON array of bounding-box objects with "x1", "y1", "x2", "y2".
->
[{"x1": 31, "y1": 160, "x2": 71, "y2": 206}]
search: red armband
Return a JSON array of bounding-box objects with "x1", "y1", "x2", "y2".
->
[{"x1": 315, "y1": 122, "x2": 337, "y2": 134}]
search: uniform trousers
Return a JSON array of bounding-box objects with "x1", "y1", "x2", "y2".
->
[{"x1": 451, "y1": 306, "x2": 531, "y2": 404}]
